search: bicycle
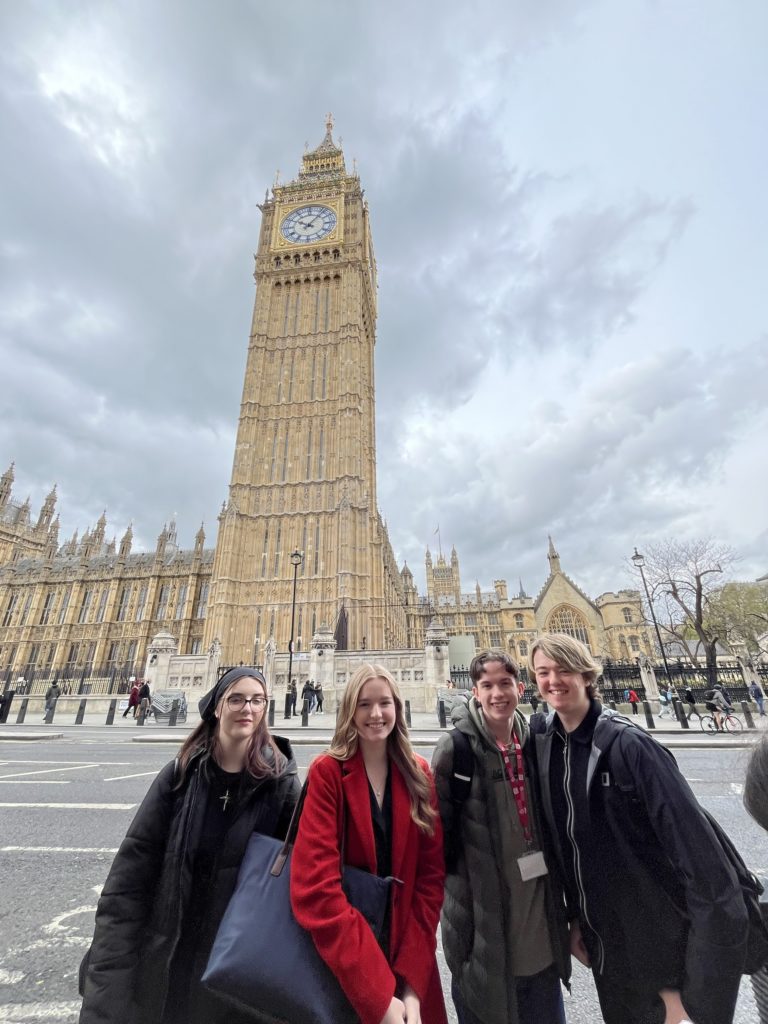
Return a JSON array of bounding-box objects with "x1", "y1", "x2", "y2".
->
[{"x1": 700, "y1": 709, "x2": 743, "y2": 733}]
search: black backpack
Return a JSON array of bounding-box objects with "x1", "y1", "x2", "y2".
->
[
  {"x1": 444, "y1": 729, "x2": 475, "y2": 872},
  {"x1": 608, "y1": 718, "x2": 768, "y2": 974}
]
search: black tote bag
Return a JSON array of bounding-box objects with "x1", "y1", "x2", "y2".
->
[{"x1": 202, "y1": 778, "x2": 393, "y2": 1024}]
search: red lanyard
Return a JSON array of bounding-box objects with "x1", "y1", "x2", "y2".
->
[{"x1": 497, "y1": 734, "x2": 533, "y2": 847}]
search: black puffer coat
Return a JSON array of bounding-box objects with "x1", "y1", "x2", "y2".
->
[{"x1": 79, "y1": 737, "x2": 300, "y2": 1024}]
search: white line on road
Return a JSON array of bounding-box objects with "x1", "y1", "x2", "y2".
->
[
  {"x1": 103, "y1": 770, "x2": 158, "y2": 781},
  {"x1": 0, "y1": 780, "x2": 70, "y2": 784},
  {"x1": 0, "y1": 969, "x2": 25, "y2": 984},
  {"x1": 0, "y1": 1001, "x2": 81, "y2": 1021},
  {"x1": 0, "y1": 846, "x2": 119, "y2": 853},
  {"x1": 0, "y1": 764, "x2": 99, "y2": 780},
  {"x1": 0, "y1": 802, "x2": 135, "y2": 809},
  {"x1": 0, "y1": 759, "x2": 132, "y2": 765}
]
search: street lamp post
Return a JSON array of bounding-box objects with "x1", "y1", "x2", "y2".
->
[
  {"x1": 631, "y1": 548, "x2": 673, "y2": 689},
  {"x1": 284, "y1": 549, "x2": 304, "y2": 720}
]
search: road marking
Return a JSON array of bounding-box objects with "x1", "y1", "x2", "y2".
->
[
  {"x1": 0, "y1": 1001, "x2": 81, "y2": 1021},
  {"x1": 0, "y1": 802, "x2": 135, "y2": 810},
  {"x1": 0, "y1": 764, "x2": 98, "y2": 780},
  {"x1": 103, "y1": 770, "x2": 158, "y2": 781},
  {"x1": 0, "y1": 846, "x2": 119, "y2": 853},
  {"x1": 730, "y1": 782, "x2": 744, "y2": 795},
  {"x1": 0, "y1": 969, "x2": 24, "y2": 984},
  {"x1": 0, "y1": 780, "x2": 70, "y2": 784},
  {"x1": 0, "y1": 759, "x2": 131, "y2": 765}
]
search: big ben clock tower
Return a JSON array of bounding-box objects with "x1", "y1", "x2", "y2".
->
[{"x1": 205, "y1": 119, "x2": 407, "y2": 665}]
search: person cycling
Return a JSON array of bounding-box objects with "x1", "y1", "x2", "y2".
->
[{"x1": 708, "y1": 683, "x2": 732, "y2": 731}]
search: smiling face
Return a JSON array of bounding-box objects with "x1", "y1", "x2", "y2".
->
[
  {"x1": 532, "y1": 649, "x2": 591, "y2": 730},
  {"x1": 215, "y1": 675, "x2": 267, "y2": 749},
  {"x1": 353, "y1": 677, "x2": 396, "y2": 750},
  {"x1": 473, "y1": 659, "x2": 524, "y2": 741}
]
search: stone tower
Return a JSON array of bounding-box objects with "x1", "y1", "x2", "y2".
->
[{"x1": 205, "y1": 119, "x2": 407, "y2": 664}]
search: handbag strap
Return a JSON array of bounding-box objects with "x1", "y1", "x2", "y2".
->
[{"x1": 269, "y1": 759, "x2": 349, "y2": 878}]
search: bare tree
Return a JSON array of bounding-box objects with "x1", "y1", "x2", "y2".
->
[{"x1": 638, "y1": 539, "x2": 737, "y2": 688}]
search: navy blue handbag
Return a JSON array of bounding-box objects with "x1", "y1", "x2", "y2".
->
[{"x1": 202, "y1": 778, "x2": 393, "y2": 1024}]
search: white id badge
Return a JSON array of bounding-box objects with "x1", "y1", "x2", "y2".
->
[{"x1": 518, "y1": 851, "x2": 548, "y2": 881}]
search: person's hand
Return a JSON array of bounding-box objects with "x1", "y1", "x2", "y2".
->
[
  {"x1": 569, "y1": 919, "x2": 591, "y2": 966},
  {"x1": 402, "y1": 983, "x2": 422, "y2": 1024},
  {"x1": 660, "y1": 988, "x2": 696, "y2": 1024},
  {"x1": 379, "y1": 996, "x2": 406, "y2": 1024}
]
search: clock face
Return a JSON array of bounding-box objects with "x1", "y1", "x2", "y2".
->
[{"x1": 280, "y1": 205, "x2": 337, "y2": 244}]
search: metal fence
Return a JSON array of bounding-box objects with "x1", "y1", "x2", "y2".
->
[{"x1": 1, "y1": 665, "x2": 137, "y2": 697}]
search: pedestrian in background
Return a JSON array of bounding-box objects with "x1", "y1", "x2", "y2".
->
[
  {"x1": 749, "y1": 681, "x2": 766, "y2": 718},
  {"x1": 79, "y1": 667, "x2": 300, "y2": 1024},
  {"x1": 627, "y1": 688, "x2": 640, "y2": 715},
  {"x1": 44, "y1": 680, "x2": 60, "y2": 719},
  {"x1": 684, "y1": 686, "x2": 702, "y2": 722},
  {"x1": 123, "y1": 680, "x2": 141, "y2": 718},
  {"x1": 291, "y1": 663, "x2": 447, "y2": 1024},
  {"x1": 289, "y1": 678, "x2": 297, "y2": 716},
  {"x1": 315, "y1": 679, "x2": 324, "y2": 713}
]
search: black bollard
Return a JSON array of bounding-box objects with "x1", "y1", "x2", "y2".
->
[
  {"x1": 301, "y1": 698, "x2": 310, "y2": 727},
  {"x1": 740, "y1": 700, "x2": 756, "y2": 729},
  {"x1": 0, "y1": 691, "x2": 14, "y2": 724},
  {"x1": 673, "y1": 698, "x2": 689, "y2": 729},
  {"x1": 105, "y1": 700, "x2": 117, "y2": 725},
  {"x1": 44, "y1": 701, "x2": 56, "y2": 724},
  {"x1": 437, "y1": 699, "x2": 447, "y2": 729},
  {"x1": 268, "y1": 699, "x2": 275, "y2": 728},
  {"x1": 284, "y1": 692, "x2": 292, "y2": 720},
  {"x1": 74, "y1": 699, "x2": 87, "y2": 725},
  {"x1": 16, "y1": 698, "x2": 28, "y2": 724},
  {"x1": 404, "y1": 700, "x2": 412, "y2": 728},
  {"x1": 540, "y1": 701, "x2": 549, "y2": 714},
  {"x1": 136, "y1": 703, "x2": 146, "y2": 726},
  {"x1": 642, "y1": 700, "x2": 655, "y2": 729},
  {"x1": 609, "y1": 700, "x2": 617, "y2": 711},
  {"x1": 168, "y1": 699, "x2": 180, "y2": 728}
]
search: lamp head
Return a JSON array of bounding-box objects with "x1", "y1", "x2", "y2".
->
[
  {"x1": 631, "y1": 548, "x2": 645, "y2": 569},
  {"x1": 290, "y1": 549, "x2": 303, "y2": 568}
]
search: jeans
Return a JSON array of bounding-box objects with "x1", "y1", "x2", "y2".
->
[{"x1": 452, "y1": 966, "x2": 566, "y2": 1024}]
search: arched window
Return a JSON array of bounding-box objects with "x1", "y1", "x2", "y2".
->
[
  {"x1": 547, "y1": 605, "x2": 591, "y2": 647},
  {"x1": 514, "y1": 613, "x2": 524, "y2": 629},
  {"x1": 622, "y1": 607, "x2": 632, "y2": 624}
]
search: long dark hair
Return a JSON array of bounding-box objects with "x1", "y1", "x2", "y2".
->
[
  {"x1": 175, "y1": 674, "x2": 285, "y2": 786},
  {"x1": 744, "y1": 736, "x2": 768, "y2": 832}
]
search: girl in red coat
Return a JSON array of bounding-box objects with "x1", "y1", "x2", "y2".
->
[{"x1": 291, "y1": 663, "x2": 448, "y2": 1024}]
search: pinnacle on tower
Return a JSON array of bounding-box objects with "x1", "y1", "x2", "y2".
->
[
  {"x1": 547, "y1": 536, "x2": 561, "y2": 574},
  {"x1": 0, "y1": 462, "x2": 14, "y2": 507}
]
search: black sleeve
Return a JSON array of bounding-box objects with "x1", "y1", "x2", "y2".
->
[
  {"x1": 79, "y1": 760, "x2": 178, "y2": 1023},
  {"x1": 621, "y1": 732, "x2": 747, "y2": 1024}
]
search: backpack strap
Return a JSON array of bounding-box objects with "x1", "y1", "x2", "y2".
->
[
  {"x1": 444, "y1": 729, "x2": 475, "y2": 872},
  {"x1": 449, "y1": 728, "x2": 474, "y2": 806}
]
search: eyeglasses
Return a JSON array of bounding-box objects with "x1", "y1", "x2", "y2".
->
[{"x1": 225, "y1": 694, "x2": 267, "y2": 710}]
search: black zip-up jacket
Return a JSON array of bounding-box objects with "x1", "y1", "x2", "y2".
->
[
  {"x1": 530, "y1": 704, "x2": 747, "y2": 1024},
  {"x1": 79, "y1": 738, "x2": 300, "y2": 1024}
]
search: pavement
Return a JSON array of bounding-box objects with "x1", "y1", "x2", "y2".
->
[{"x1": 1, "y1": 705, "x2": 766, "y2": 747}]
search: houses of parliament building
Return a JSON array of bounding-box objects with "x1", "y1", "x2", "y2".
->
[{"x1": 0, "y1": 121, "x2": 651, "y2": 688}]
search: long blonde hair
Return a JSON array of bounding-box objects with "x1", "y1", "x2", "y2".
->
[{"x1": 328, "y1": 663, "x2": 437, "y2": 834}]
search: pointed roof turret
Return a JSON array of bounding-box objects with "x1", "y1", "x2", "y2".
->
[
  {"x1": 547, "y1": 535, "x2": 561, "y2": 575},
  {"x1": 0, "y1": 462, "x2": 14, "y2": 506},
  {"x1": 298, "y1": 114, "x2": 346, "y2": 181},
  {"x1": 194, "y1": 522, "x2": 206, "y2": 557},
  {"x1": 119, "y1": 523, "x2": 133, "y2": 560}
]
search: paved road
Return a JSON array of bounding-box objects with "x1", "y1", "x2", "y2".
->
[{"x1": 0, "y1": 735, "x2": 763, "y2": 1022}]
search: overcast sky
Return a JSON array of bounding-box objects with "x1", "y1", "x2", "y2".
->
[{"x1": 2, "y1": 0, "x2": 766, "y2": 600}]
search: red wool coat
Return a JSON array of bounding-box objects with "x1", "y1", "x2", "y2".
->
[{"x1": 290, "y1": 750, "x2": 448, "y2": 1024}]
